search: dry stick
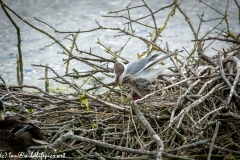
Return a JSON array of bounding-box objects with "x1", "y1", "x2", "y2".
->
[
  {"x1": 16, "y1": 92, "x2": 72, "y2": 105},
  {"x1": 107, "y1": 4, "x2": 145, "y2": 14},
  {"x1": 200, "y1": 1, "x2": 224, "y2": 16},
  {"x1": 196, "y1": 12, "x2": 204, "y2": 38},
  {"x1": 76, "y1": 48, "x2": 115, "y2": 63},
  {"x1": 0, "y1": 92, "x2": 10, "y2": 100},
  {"x1": 197, "y1": 41, "x2": 218, "y2": 67},
  {"x1": 66, "y1": 30, "x2": 79, "y2": 74},
  {"x1": 126, "y1": 2, "x2": 134, "y2": 33},
  {"x1": 224, "y1": 1, "x2": 237, "y2": 40},
  {"x1": 0, "y1": 0, "x2": 23, "y2": 86},
  {"x1": 165, "y1": 139, "x2": 209, "y2": 153},
  {"x1": 183, "y1": 108, "x2": 198, "y2": 126},
  {"x1": 131, "y1": 102, "x2": 164, "y2": 160},
  {"x1": 72, "y1": 56, "x2": 113, "y2": 63},
  {"x1": 68, "y1": 70, "x2": 110, "y2": 79},
  {"x1": 195, "y1": 120, "x2": 218, "y2": 131},
  {"x1": 16, "y1": 58, "x2": 22, "y2": 86},
  {"x1": 197, "y1": 76, "x2": 221, "y2": 95},
  {"x1": 114, "y1": 131, "x2": 126, "y2": 157},
  {"x1": 125, "y1": 115, "x2": 131, "y2": 157},
  {"x1": 40, "y1": 42, "x2": 57, "y2": 50},
  {"x1": 234, "y1": 0, "x2": 240, "y2": 8},
  {"x1": 218, "y1": 51, "x2": 239, "y2": 98},
  {"x1": 197, "y1": 65, "x2": 216, "y2": 76},
  {"x1": 234, "y1": 0, "x2": 240, "y2": 27},
  {"x1": 207, "y1": 121, "x2": 220, "y2": 160},
  {"x1": 192, "y1": 37, "x2": 240, "y2": 44},
  {"x1": 222, "y1": 56, "x2": 240, "y2": 103},
  {"x1": 103, "y1": 15, "x2": 155, "y2": 29},
  {"x1": 12, "y1": 85, "x2": 78, "y2": 102},
  {"x1": 220, "y1": 111, "x2": 240, "y2": 119},
  {"x1": 34, "y1": 16, "x2": 98, "y2": 34},
  {"x1": 50, "y1": 124, "x2": 71, "y2": 143},
  {"x1": 45, "y1": 64, "x2": 49, "y2": 93},
  {"x1": 142, "y1": 0, "x2": 158, "y2": 43},
  {"x1": 206, "y1": 143, "x2": 240, "y2": 155},
  {"x1": 65, "y1": 56, "x2": 111, "y2": 72},
  {"x1": 131, "y1": 108, "x2": 148, "y2": 151}
]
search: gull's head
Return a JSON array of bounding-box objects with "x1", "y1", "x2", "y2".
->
[
  {"x1": 0, "y1": 100, "x2": 5, "y2": 121},
  {"x1": 114, "y1": 62, "x2": 125, "y2": 84}
]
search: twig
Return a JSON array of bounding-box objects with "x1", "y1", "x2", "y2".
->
[{"x1": 207, "y1": 121, "x2": 220, "y2": 160}]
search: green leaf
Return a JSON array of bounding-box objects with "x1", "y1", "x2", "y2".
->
[
  {"x1": 79, "y1": 94, "x2": 89, "y2": 112},
  {"x1": 109, "y1": 152, "x2": 115, "y2": 157},
  {"x1": 28, "y1": 108, "x2": 34, "y2": 113},
  {"x1": 92, "y1": 123, "x2": 98, "y2": 129},
  {"x1": 124, "y1": 98, "x2": 131, "y2": 103}
]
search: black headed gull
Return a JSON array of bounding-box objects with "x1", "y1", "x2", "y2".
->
[
  {"x1": 114, "y1": 52, "x2": 177, "y2": 100},
  {"x1": 114, "y1": 52, "x2": 176, "y2": 84},
  {"x1": 122, "y1": 74, "x2": 157, "y2": 98}
]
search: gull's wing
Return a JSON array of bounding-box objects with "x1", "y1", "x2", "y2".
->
[
  {"x1": 134, "y1": 64, "x2": 171, "y2": 82},
  {"x1": 130, "y1": 52, "x2": 177, "y2": 76},
  {"x1": 140, "y1": 52, "x2": 177, "y2": 71},
  {"x1": 125, "y1": 54, "x2": 158, "y2": 75}
]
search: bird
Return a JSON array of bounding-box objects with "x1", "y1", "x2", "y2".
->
[
  {"x1": 114, "y1": 52, "x2": 176, "y2": 99},
  {"x1": 114, "y1": 52, "x2": 176, "y2": 85},
  {"x1": 122, "y1": 74, "x2": 158, "y2": 99},
  {"x1": 0, "y1": 100, "x2": 48, "y2": 154}
]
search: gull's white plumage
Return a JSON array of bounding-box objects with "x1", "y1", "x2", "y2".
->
[
  {"x1": 114, "y1": 52, "x2": 176, "y2": 84},
  {"x1": 114, "y1": 52, "x2": 177, "y2": 100}
]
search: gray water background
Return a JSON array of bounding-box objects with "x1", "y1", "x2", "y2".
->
[{"x1": 0, "y1": 0, "x2": 239, "y2": 92}]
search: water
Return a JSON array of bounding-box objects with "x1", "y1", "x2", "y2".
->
[{"x1": 0, "y1": 0, "x2": 239, "y2": 92}]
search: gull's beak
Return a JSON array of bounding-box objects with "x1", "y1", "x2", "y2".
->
[{"x1": 115, "y1": 74, "x2": 120, "y2": 84}]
